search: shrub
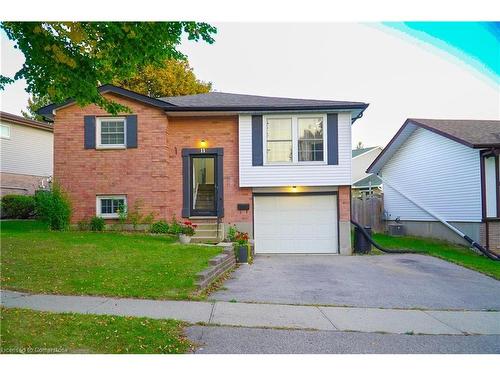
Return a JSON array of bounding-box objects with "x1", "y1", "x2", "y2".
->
[
  {"x1": 0, "y1": 194, "x2": 35, "y2": 219},
  {"x1": 34, "y1": 184, "x2": 71, "y2": 231},
  {"x1": 127, "y1": 199, "x2": 144, "y2": 230},
  {"x1": 77, "y1": 218, "x2": 90, "y2": 231},
  {"x1": 226, "y1": 224, "x2": 237, "y2": 242},
  {"x1": 90, "y1": 216, "x2": 105, "y2": 231},
  {"x1": 150, "y1": 220, "x2": 169, "y2": 234},
  {"x1": 167, "y1": 215, "x2": 183, "y2": 235}
]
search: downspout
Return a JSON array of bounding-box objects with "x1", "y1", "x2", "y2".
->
[{"x1": 377, "y1": 173, "x2": 500, "y2": 261}]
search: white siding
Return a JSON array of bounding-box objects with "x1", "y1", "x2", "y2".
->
[
  {"x1": 381, "y1": 127, "x2": 482, "y2": 222},
  {"x1": 239, "y1": 112, "x2": 352, "y2": 187},
  {"x1": 484, "y1": 156, "x2": 498, "y2": 218},
  {"x1": 0, "y1": 121, "x2": 53, "y2": 176},
  {"x1": 352, "y1": 147, "x2": 382, "y2": 183}
]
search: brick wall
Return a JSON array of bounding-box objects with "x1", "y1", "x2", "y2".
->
[
  {"x1": 486, "y1": 221, "x2": 500, "y2": 255},
  {"x1": 338, "y1": 185, "x2": 351, "y2": 222},
  {"x1": 166, "y1": 116, "x2": 252, "y2": 223},
  {"x1": 54, "y1": 94, "x2": 251, "y2": 224}
]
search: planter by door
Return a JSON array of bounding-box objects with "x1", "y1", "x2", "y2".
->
[
  {"x1": 179, "y1": 234, "x2": 191, "y2": 244},
  {"x1": 236, "y1": 245, "x2": 249, "y2": 263}
]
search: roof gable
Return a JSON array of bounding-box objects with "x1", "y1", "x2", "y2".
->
[
  {"x1": 367, "y1": 118, "x2": 500, "y2": 174},
  {"x1": 0, "y1": 111, "x2": 53, "y2": 132}
]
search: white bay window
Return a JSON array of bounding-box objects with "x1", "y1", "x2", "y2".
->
[{"x1": 264, "y1": 114, "x2": 326, "y2": 164}]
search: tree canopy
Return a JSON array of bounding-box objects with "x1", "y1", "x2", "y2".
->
[
  {"x1": 22, "y1": 59, "x2": 212, "y2": 121},
  {"x1": 115, "y1": 59, "x2": 211, "y2": 98},
  {"x1": 1, "y1": 22, "x2": 216, "y2": 114}
]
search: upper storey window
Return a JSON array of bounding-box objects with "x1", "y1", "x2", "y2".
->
[
  {"x1": 264, "y1": 114, "x2": 326, "y2": 164},
  {"x1": 97, "y1": 117, "x2": 126, "y2": 149}
]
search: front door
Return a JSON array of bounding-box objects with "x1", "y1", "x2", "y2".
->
[{"x1": 190, "y1": 155, "x2": 217, "y2": 216}]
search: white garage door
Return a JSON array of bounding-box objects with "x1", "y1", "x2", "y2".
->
[{"x1": 254, "y1": 194, "x2": 338, "y2": 254}]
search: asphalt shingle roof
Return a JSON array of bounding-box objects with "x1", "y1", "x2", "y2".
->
[
  {"x1": 352, "y1": 146, "x2": 378, "y2": 158},
  {"x1": 353, "y1": 174, "x2": 383, "y2": 188},
  {"x1": 160, "y1": 91, "x2": 368, "y2": 110},
  {"x1": 409, "y1": 118, "x2": 500, "y2": 148}
]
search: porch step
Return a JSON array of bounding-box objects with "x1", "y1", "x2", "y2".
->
[{"x1": 189, "y1": 218, "x2": 224, "y2": 244}]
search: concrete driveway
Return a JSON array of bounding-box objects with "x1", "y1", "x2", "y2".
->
[{"x1": 211, "y1": 254, "x2": 500, "y2": 310}]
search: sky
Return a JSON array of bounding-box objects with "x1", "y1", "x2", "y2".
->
[{"x1": 1, "y1": 22, "x2": 499, "y2": 148}]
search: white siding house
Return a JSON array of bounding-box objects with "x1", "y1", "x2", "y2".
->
[
  {"x1": 381, "y1": 127, "x2": 482, "y2": 222},
  {"x1": 368, "y1": 118, "x2": 500, "y2": 252},
  {"x1": 0, "y1": 112, "x2": 53, "y2": 195}
]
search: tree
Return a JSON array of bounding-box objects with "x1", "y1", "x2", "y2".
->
[
  {"x1": 22, "y1": 94, "x2": 52, "y2": 121},
  {"x1": 22, "y1": 59, "x2": 212, "y2": 120},
  {"x1": 115, "y1": 59, "x2": 211, "y2": 98},
  {"x1": 356, "y1": 141, "x2": 364, "y2": 149},
  {"x1": 1, "y1": 22, "x2": 216, "y2": 114}
]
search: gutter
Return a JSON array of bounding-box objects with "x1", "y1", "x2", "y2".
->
[{"x1": 377, "y1": 174, "x2": 499, "y2": 261}]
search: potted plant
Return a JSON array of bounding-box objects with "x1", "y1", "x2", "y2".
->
[
  {"x1": 179, "y1": 220, "x2": 197, "y2": 244},
  {"x1": 234, "y1": 230, "x2": 250, "y2": 263}
]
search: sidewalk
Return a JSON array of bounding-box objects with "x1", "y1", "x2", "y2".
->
[{"x1": 2, "y1": 290, "x2": 499, "y2": 335}]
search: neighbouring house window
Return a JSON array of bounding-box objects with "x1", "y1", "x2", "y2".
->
[
  {"x1": 484, "y1": 155, "x2": 499, "y2": 218},
  {"x1": 264, "y1": 114, "x2": 327, "y2": 164},
  {"x1": 266, "y1": 118, "x2": 293, "y2": 163},
  {"x1": 0, "y1": 124, "x2": 11, "y2": 139},
  {"x1": 298, "y1": 117, "x2": 324, "y2": 161},
  {"x1": 97, "y1": 117, "x2": 126, "y2": 148},
  {"x1": 96, "y1": 195, "x2": 127, "y2": 218}
]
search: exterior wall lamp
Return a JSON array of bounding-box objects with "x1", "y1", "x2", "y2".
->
[{"x1": 200, "y1": 139, "x2": 207, "y2": 152}]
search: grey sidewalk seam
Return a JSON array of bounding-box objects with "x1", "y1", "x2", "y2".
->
[
  {"x1": 316, "y1": 306, "x2": 338, "y2": 330},
  {"x1": 422, "y1": 310, "x2": 466, "y2": 334}
]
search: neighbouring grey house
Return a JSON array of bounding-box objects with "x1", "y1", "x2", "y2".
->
[
  {"x1": 352, "y1": 146, "x2": 383, "y2": 196},
  {"x1": 367, "y1": 118, "x2": 500, "y2": 254},
  {"x1": 0, "y1": 111, "x2": 53, "y2": 196}
]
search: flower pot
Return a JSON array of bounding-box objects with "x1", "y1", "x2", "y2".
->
[
  {"x1": 236, "y1": 244, "x2": 248, "y2": 263},
  {"x1": 179, "y1": 234, "x2": 192, "y2": 244}
]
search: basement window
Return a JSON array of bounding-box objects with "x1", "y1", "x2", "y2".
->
[{"x1": 96, "y1": 195, "x2": 127, "y2": 219}]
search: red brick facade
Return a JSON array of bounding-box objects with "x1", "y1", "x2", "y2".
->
[
  {"x1": 54, "y1": 93, "x2": 252, "y2": 224},
  {"x1": 54, "y1": 93, "x2": 351, "y2": 242},
  {"x1": 338, "y1": 185, "x2": 351, "y2": 222}
]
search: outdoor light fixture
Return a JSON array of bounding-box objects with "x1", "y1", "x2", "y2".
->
[
  {"x1": 291, "y1": 186, "x2": 297, "y2": 193},
  {"x1": 200, "y1": 139, "x2": 207, "y2": 151}
]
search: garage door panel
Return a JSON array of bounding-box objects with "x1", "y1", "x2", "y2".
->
[{"x1": 254, "y1": 194, "x2": 338, "y2": 254}]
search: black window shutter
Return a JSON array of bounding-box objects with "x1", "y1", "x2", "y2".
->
[
  {"x1": 181, "y1": 152, "x2": 190, "y2": 218},
  {"x1": 84, "y1": 116, "x2": 96, "y2": 149},
  {"x1": 216, "y1": 150, "x2": 224, "y2": 218},
  {"x1": 251, "y1": 115, "x2": 263, "y2": 166},
  {"x1": 327, "y1": 113, "x2": 339, "y2": 165},
  {"x1": 126, "y1": 115, "x2": 138, "y2": 148}
]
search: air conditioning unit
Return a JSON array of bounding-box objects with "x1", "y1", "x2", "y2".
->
[{"x1": 388, "y1": 224, "x2": 406, "y2": 236}]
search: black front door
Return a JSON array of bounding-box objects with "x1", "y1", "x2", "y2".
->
[{"x1": 190, "y1": 155, "x2": 217, "y2": 216}]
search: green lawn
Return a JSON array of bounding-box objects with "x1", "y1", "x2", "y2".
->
[
  {"x1": 1, "y1": 220, "x2": 221, "y2": 299},
  {"x1": 372, "y1": 233, "x2": 500, "y2": 280},
  {"x1": 0, "y1": 307, "x2": 191, "y2": 354}
]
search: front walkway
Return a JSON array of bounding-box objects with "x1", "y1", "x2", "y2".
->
[{"x1": 2, "y1": 290, "x2": 500, "y2": 335}]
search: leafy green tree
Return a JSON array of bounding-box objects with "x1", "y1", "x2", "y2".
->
[
  {"x1": 116, "y1": 59, "x2": 211, "y2": 97},
  {"x1": 1, "y1": 22, "x2": 216, "y2": 114},
  {"x1": 21, "y1": 94, "x2": 52, "y2": 121}
]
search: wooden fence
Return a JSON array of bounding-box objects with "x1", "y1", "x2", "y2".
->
[{"x1": 351, "y1": 194, "x2": 384, "y2": 233}]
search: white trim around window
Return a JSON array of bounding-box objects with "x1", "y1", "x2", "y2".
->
[
  {"x1": 96, "y1": 195, "x2": 127, "y2": 219},
  {"x1": 263, "y1": 114, "x2": 327, "y2": 165},
  {"x1": 0, "y1": 124, "x2": 11, "y2": 139},
  {"x1": 96, "y1": 117, "x2": 127, "y2": 149}
]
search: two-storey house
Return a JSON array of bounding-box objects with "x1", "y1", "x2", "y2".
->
[{"x1": 39, "y1": 85, "x2": 368, "y2": 255}]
